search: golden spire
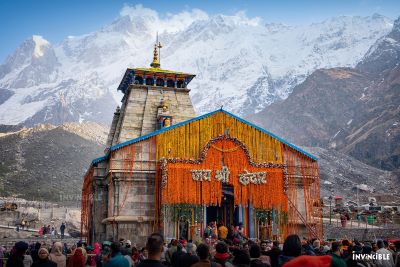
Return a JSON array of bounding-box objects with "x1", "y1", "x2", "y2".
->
[{"x1": 150, "y1": 33, "x2": 162, "y2": 69}]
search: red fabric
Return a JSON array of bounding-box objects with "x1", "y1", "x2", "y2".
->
[
  {"x1": 69, "y1": 248, "x2": 85, "y2": 267},
  {"x1": 132, "y1": 252, "x2": 140, "y2": 262},
  {"x1": 93, "y1": 243, "x2": 101, "y2": 255},
  {"x1": 214, "y1": 252, "x2": 230, "y2": 261},
  {"x1": 283, "y1": 255, "x2": 332, "y2": 267}
]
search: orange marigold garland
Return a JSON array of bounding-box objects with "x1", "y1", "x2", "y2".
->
[{"x1": 160, "y1": 135, "x2": 288, "y2": 211}]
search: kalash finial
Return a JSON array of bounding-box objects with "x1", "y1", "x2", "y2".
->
[{"x1": 150, "y1": 32, "x2": 162, "y2": 69}]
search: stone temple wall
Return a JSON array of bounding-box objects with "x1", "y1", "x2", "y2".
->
[
  {"x1": 92, "y1": 138, "x2": 158, "y2": 245},
  {"x1": 114, "y1": 85, "x2": 196, "y2": 144},
  {"x1": 92, "y1": 80, "x2": 196, "y2": 244}
]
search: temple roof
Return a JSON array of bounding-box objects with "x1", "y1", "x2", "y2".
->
[
  {"x1": 90, "y1": 109, "x2": 317, "y2": 166},
  {"x1": 117, "y1": 41, "x2": 196, "y2": 94},
  {"x1": 117, "y1": 67, "x2": 196, "y2": 94},
  {"x1": 130, "y1": 67, "x2": 195, "y2": 76}
]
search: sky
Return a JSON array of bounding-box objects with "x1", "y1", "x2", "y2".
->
[{"x1": 0, "y1": 0, "x2": 399, "y2": 62}]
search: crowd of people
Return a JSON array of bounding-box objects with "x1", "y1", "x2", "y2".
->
[
  {"x1": 36, "y1": 223, "x2": 66, "y2": 239},
  {"x1": 1, "y1": 231, "x2": 400, "y2": 267}
]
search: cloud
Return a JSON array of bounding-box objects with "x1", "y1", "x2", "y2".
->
[
  {"x1": 119, "y1": 4, "x2": 209, "y2": 34},
  {"x1": 118, "y1": 4, "x2": 262, "y2": 35},
  {"x1": 233, "y1": 10, "x2": 262, "y2": 26}
]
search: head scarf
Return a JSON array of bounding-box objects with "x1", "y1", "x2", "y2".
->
[
  {"x1": 94, "y1": 243, "x2": 101, "y2": 255},
  {"x1": 71, "y1": 247, "x2": 85, "y2": 267},
  {"x1": 51, "y1": 242, "x2": 63, "y2": 255},
  {"x1": 15, "y1": 241, "x2": 29, "y2": 253},
  {"x1": 283, "y1": 255, "x2": 332, "y2": 267}
]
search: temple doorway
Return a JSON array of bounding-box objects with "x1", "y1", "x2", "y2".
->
[{"x1": 206, "y1": 185, "x2": 238, "y2": 227}]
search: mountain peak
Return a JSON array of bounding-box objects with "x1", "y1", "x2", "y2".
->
[
  {"x1": 389, "y1": 16, "x2": 400, "y2": 39},
  {"x1": 371, "y1": 13, "x2": 385, "y2": 19},
  {"x1": 31, "y1": 35, "x2": 50, "y2": 58},
  {"x1": 394, "y1": 16, "x2": 400, "y2": 27},
  {"x1": 357, "y1": 15, "x2": 400, "y2": 74},
  {"x1": 117, "y1": 4, "x2": 208, "y2": 34},
  {"x1": 211, "y1": 12, "x2": 261, "y2": 27}
]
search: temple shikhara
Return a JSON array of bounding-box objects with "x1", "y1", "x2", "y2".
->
[{"x1": 81, "y1": 41, "x2": 323, "y2": 244}]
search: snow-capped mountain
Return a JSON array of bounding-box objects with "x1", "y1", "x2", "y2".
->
[
  {"x1": 0, "y1": 5, "x2": 394, "y2": 126},
  {"x1": 357, "y1": 16, "x2": 400, "y2": 74},
  {"x1": 251, "y1": 17, "x2": 400, "y2": 171}
]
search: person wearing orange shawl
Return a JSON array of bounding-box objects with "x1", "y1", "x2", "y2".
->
[{"x1": 217, "y1": 222, "x2": 228, "y2": 240}]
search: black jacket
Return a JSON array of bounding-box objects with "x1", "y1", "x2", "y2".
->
[
  {"x1": 32, "y1": 258, "x2": 57, "y2": 267},
  {"x1": 7, "y1": 255, "x2": 25, "y2": 267}
]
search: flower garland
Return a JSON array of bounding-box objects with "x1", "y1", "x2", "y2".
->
[
  {"x1": 160, "y1": 134, "x2": 289, "y2": 193},
  {"x1": 211, "y1": 144, "x2": 240, "y2": 153},
  {"x1": 81, "y1": 167, "x2": 94, "y2": 242},
  {"x1": 161, "y1": 158, "x2": 168, "y2": 188},
  {"x1": 161, "y1": 204, "x2": 203, "y2": 222},
  {"x1": 159, "y1": 135, "x2": 289, "y2": 210},
  {"x1": 155, "y1": 112, "x2": 285, "y2": 163},
  {"x1": 160, "y1": 135, "x2": 287, "y2": 167},
  {"x1": 283, "y1": 166, "x2": 289, "y2": 194}
]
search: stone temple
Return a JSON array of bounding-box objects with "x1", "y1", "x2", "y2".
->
[{"x1": 81, "y1": 42, "x2": 323, "y2": 245}]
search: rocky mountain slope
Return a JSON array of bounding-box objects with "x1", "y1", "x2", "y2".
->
[
  {"x1": 305, "y1": 147, "x2": 398, "y2": 198},
  {"x1": 252, "y1": 17, "x2": 400, "y2": 171},
  {"x1": 0, "y1": 123, "x2": 107, "y2": 202},
  {"x1": 0, "y1": 5, "x2": 393, "y2": 126}
]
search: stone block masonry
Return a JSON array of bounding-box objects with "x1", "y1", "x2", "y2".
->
[{"x1": 113, "y1": 85, "x2": 196, "y2": 144}]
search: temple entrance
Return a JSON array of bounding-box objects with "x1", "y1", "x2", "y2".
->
[{"x1": 206, "y1": 185, "x2": 238, "y2": 227}]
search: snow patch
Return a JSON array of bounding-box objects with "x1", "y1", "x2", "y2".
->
[
  {"x1": 356, "y1": 184, "x2": 374, "y2": 192},
  {"x1": 329, "y1": 141, "x2": 337, "y2": 148},
  {"x1": 32, "y1": 35, "x2": 50, "y2": 58},
  {"x1": 0, "y1": 86, "x2": 49, "y2": 124},
  {"x1": 333, "y1": 129, "x2": 341, "y2": 139}
]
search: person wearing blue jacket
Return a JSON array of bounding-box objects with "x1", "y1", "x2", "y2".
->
[{"x1": 103, "y1": 242, "x2": 130, "y2": 267}]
